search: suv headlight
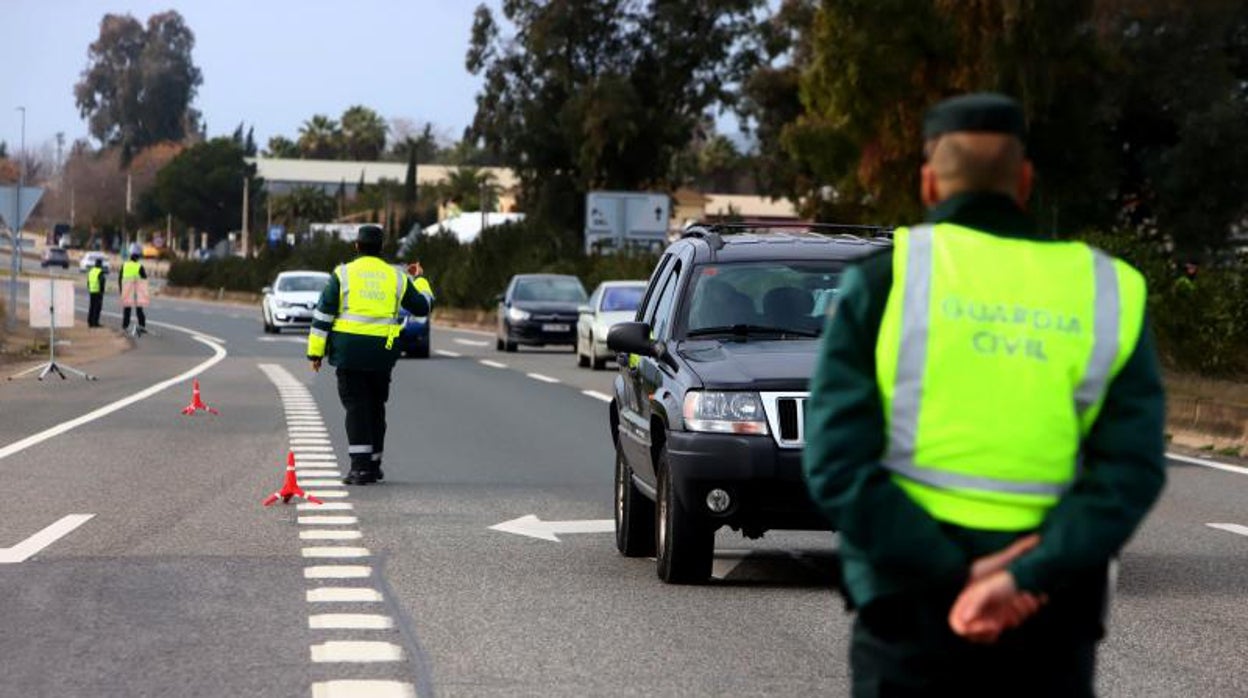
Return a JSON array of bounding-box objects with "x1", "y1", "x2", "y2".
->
[
  {"x1": 507, "y1": 307, "x2": 531, "y2": 322},
  {"x1": 683, "y1": 391, "x2": 769, "y2": 435}
]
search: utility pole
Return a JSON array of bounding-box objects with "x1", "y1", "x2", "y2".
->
[
  {"x1": 241, "y1": 176, "x2": 250, "y2": 258},
  {"x1": 6, "y1": 106, "x2": 25, "y2": 331}
]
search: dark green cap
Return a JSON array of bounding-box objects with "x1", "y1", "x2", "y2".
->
[
  {"x1": 357, "y1": 224, "x2": 384, "y2": 245},
  {"x1": 923, "y1": 92, "x2": 1026, "y2": 142}
]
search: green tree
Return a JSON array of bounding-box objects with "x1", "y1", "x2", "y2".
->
[
  {"x1": 340, "y1": 105, "x2": 388, "y2": 161},
  {"x1": 298, "y1": 115, "x2": 343, "y2": 159},
  {"x1": 150, "y1": 138, "x2": 261, "y2": 240},
  {"x1": 265, "y1": 135, "x2": 299, "y2": 158},
  {"x1": 74, "y1": 11, "x2": 203, "y2": 164},
  {"x1": 466, "y1": 0, "x2": 762, "y2": 236},
  {"x1": 438, "y1": 167, "x2": 497, "y2": 212},
  {"x1": 272, "y1": 186, "x2": 337, "y2": 230}
]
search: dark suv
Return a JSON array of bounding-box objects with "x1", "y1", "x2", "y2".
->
[{"x1": 607, "y1": 224, "x2": 891, "y2": 583}]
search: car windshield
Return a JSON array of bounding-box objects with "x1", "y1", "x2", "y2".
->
[
  {"x1": 600, "y1": 286, "x2": 644, "y2": 312},
  {"x1": 278, "y1": 275, "x2": 329, "y2": 293},
  {"x1": 514, "y1": 277, "x2": 587, "y2": 302},
  {"x1": 683, "y1": 261, "x2": 844, "y2": 339}
]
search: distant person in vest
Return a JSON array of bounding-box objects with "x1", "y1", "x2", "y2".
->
[
  {"x1": 86, "y1": 257, "x2": 107, "y2": 328},
  {"x1": 306, "y1": 224, "x2": 434, "y2": 485},
  {"x1": 802, "y1": 93, "x2": 1165, "y2": 696},
  {"x1": 119, "y1": 244, "x2": 148, "y2": 334}
]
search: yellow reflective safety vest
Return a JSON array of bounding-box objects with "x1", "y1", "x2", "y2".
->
[
  {"x1": 876, "y1": 224, "x2": 1146, "y2": 531},
  {"x1": 330, "y1": 257, "x2": 406, "y2": 350},
  {"x1": 121, "y1": 260, "x2": 142, "y2": 280},
  {"x1": 87, "y1": 267, "x2": 104, "y2": 293}
]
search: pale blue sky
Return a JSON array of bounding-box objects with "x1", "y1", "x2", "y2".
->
[
  {"x1": 2, "y1": 0, "x2": 498, "y2": 156},
  {"x1": 2, "y1": 1, "x2": 758, "y2": 161}
]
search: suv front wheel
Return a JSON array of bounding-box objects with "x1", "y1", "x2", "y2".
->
[
  {"x1": 656, "y1": 446, "x2": 714, "y2": 584},
  {"x1": 615, "y1": 445, "x2": 655, "y2": 557}
]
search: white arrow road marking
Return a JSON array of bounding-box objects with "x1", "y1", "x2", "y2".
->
[
  {"x1": 454, "y1": 338, "x2": 489, "y2": 347},
  {"x1": 1207, "y1": 523, "x2": 1248, "y2": 537},
  {"x1": 0, "y1": 514, "x2": 94, "y2": 563},
  {"x1": 312, "y1": 680, "x2": 415, "y2": 698},
  {"x1": 489, "y1": 514, "x2": 614, "y2": 542}
]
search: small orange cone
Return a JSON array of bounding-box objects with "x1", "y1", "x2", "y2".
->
[
  {"x1": 263, "y1": 451, "x2": 323, "y2": 506},
  {"x1": 181, "y1": 379, "x2": 219, "y2": 415}
]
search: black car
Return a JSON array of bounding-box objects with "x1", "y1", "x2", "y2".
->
[
  {"x1": 607, "y1": 223, "x2": 892, "y2": 583},
  {"x1": 495, "y1": 273, "x2": 588, "y2": 352}
]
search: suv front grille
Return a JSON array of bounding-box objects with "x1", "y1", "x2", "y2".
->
[{"x1": 760, "y1": 392, "x2": 808, "y2": 449}]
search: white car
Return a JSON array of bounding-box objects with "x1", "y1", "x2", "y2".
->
[
  {"x1": 262, "y1": 270, "x2": 331, "y2": 333},
  {"x1": 78, "y1": 251, "x2": 111, "y2": 273},
  {"x1": 576, "y1": 280, "x2": 647, "y2": 369}
]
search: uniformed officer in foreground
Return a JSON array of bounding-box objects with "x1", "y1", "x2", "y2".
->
[
  {"x1": 802, "y1": 93, "x2": 1166, "y2": 696},
  {"x1": 86, "y1": 257, "x2": 106, "y2": 327},
  {"x1": 307, "y1": 224, "x2": 434, "y2": 485}
]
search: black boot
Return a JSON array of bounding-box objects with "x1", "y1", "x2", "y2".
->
[{"x1": 342, "y1": 459, "x2": 378, "y2": 485}]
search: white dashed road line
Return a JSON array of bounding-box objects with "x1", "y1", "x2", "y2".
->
[
  {"x1": 582, "y1": 390, "x2": 612, "y2": 402},
  {"x1": 479, "y1": 359, "x2": 507, "y2": 369},
  {"x1": 527, "y1": 372, "x2": 560, "y2": 384},
  {"x1": 434, "y1": 349, "x2": 461, "y2": 358},
  {"x1": 258, "y1": 363, "x2": 417, "y2": 698},
  {"x1": 454, "y1": 338, "x2": 490, "y2": 347}
]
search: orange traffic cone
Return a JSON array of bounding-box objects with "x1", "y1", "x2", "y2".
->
[
  {"x1": 181, "y1": 379, "x2": 219, "y2": 415},
  {"x1": 263, "y1": 451, "x2": 323, "y2": 506}
]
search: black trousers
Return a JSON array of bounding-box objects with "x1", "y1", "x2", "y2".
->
[
  {"x1": 87, "y1": 292, "x2": 103, "y2": 327},
  {"x1": 122, "y1": 306, "x2": 145, "y2": 329},
  {"x1": 336, "y1": 367, "x2": 391, "y2": 471},
  {"x1": 850, "y1": 579, "x2": 1103, "y2": 698}
]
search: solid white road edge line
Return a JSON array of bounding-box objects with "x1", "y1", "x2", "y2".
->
[
  {"x1": 0, "y1": 335, "x2": 227, "y2": 461},
  {"x1": 1168, "y1": 452, "x2": 1248, "y2": 477},
  {"x1": 1207, "y1": 523, "x2": 1248, "y2": 537}
]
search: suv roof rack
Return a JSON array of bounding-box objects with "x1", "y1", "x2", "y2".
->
[{"x1": 682, "y1": 220, "x2": 894, "y2": 249}]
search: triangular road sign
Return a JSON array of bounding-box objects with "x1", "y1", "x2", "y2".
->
[{"x1": 0, "y1": 186, "x2": 45, "y2": 231}]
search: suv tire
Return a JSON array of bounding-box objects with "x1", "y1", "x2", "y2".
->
[
  {"x1": 615, "y1": 445, "x2": 655, "y2": 557},
  {"x1": 656, "y1": 446, "x2": 713, "y2": 584}
]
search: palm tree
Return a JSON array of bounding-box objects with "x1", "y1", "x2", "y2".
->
[
  {"x1": 340, "y1": 105, "x2": 387, "y2": 161},
  {"x1": 439, "y1": 167, "x2": 498, "y2": 211},
  {"x1": 297, "y1": 115, "x2": 342, "y2": 160}
]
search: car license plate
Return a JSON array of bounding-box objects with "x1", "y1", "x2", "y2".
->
[{"x1": 542, "y1": 323, "x2": 570, "y2": 332}]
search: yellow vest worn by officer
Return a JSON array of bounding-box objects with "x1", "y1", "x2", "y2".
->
[
  {"x1": 121, "y1": 260, "x2": 142, "y2": 280},
  {"x1": 307, "y1": 256, "x2": 406, "y2": 358},
  {"x1": 876, "y1": 224, "x2": 1146, "y2": 531},
  {"x1": 87, "y1": 267, "x2": 104, "y2": 293}
]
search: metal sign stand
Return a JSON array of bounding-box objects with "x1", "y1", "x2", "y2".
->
[{"x1": 7, "y1": 278, "x2": 96, "y2": 381}]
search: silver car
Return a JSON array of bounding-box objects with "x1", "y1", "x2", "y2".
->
[
  {"x1": 262, "y1": 270, "x2": 331, "y2": 333},
  {"x1": 576, "y1": 280, "x2": 647, "y2": 369}
]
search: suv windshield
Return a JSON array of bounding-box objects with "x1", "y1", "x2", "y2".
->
[
  {"x1": 683, "y1": 261, "x2": 843, "y2": 339},
  {"x1": 515, "y1": 277, "x2": 587, "y2": 302},
  {"x1": 278, "y1": 275, "x2": 329, "y2": 293}
]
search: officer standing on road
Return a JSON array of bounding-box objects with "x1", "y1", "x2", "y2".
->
[
  {"x1": 120, "y1": 244, "x2": 147, "y2": 334},
  {"x1": 307, "y1": 224, "x2": 434, "y2": 485},
  {"x1": 86, "y1": 258, "x2": 106, "y2": 328},
  {"x1": 802, "y1": 93, "x2": 1166, "y2": 696}
]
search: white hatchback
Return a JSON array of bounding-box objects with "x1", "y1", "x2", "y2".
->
[{"x1": 262, "y1": 270, "x2": 331, "y2": 333}]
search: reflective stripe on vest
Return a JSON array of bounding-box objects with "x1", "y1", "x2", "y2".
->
[
  {"x1": 331, "y1": 257, "x2": 405, "y2": 349},
  {"x1": 87, "y1": 267, "x2": 103, "y2": 293},
  {"x1": 122, "y1": 261, "x2": 142, "y2": 280},
  {"x1": 876, "y1": 223, "x2": 1146, "y2": 531}
]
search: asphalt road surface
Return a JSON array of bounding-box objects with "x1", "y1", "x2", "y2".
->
[{"x1": 0, "y1": 286, "x2": 1245, "y2": 697}]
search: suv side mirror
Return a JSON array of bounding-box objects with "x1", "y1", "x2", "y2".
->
[{"x1": 607, "y1": 322, "x2": 655, "y2": 357}]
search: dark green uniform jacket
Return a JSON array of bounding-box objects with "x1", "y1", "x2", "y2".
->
[
  {"x1": 308, "y1": 257, "x2": 432, "y2": 371},
  {"x1": 802, "y1": 192, "x2": 1167, "y2": 610}
]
